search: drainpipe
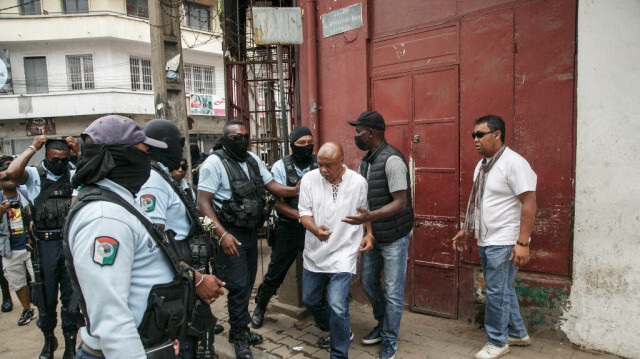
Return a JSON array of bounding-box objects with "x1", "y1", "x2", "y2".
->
[{"x1": 302, "y1": 0, "x2": 319, "y2": 144}]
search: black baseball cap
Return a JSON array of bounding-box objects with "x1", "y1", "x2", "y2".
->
[{"x1": 347, "y1": 110, "x2": 385, "y2": 130}]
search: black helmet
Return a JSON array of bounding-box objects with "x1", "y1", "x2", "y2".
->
[{"x1": 143, "y1": 119, "x2": 185, "y2": 171}]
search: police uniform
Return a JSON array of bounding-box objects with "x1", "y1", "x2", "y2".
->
[
  {"x1": 24, "y1": 165, "x2": 78, "y2": 335},
  {"x1": 198, "y1": 151, "x2": 272, "y2": 330},
  {"x1": 67, "y1": 179, "x2": 174, "y2": 358},
  {"x1": 138, "y1": 162, "x2": 204, "y2": 359}
]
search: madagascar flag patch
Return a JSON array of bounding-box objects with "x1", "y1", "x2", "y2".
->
[
  {"x1": 140, "y1": 194, "x2": 156, "y2": 212},
  {"x1": 93, "y1": 236, "x2": 119, "y2": 266}
]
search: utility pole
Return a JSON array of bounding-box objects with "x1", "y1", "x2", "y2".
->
[{"x1": 149, "y1": 0, "x2": 191, "y2": 170}]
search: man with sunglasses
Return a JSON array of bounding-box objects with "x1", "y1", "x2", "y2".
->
[
  {"x1": 452, "y1": 114, "x2": 537, "y2": 359},
  {"x1": 197, "y1": 119, "x2": 299, "y2": 359},
  {"x1": 7, "y1": 135, "x2": 80, "y2": 359}
]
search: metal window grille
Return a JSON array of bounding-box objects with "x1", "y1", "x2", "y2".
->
[
  {"x1": 184, "y1": 65, "x2": 193, "y2": 93},
  {"x1": 66, "y1": 55, "x2": 94, "y2": 91},
  {"x1": 130, "y1": 56, "x2": 152, "y2": 91},
  {"x1": 184, "y1": 64, "x2": 214, "y2": 95}
]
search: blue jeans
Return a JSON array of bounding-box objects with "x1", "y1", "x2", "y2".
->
[
  {"x1": 360, "y1": 233, "x2": 410, "y2": 346},
  {"x1": 302, "y1": 269, "x2": 352, "y2": 359},
  {"x1": 76, "y1": 343, "x2": 105, "y2": 359},
  {"x1": 479, "y1": 245, "x2": 528, "y2": 347}
]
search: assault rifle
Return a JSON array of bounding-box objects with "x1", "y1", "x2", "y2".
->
[{"x1": 27, "y1": 226, "x2": 47, "y2": 317}]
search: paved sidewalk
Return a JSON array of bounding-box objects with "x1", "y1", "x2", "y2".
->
[{"x1": 210, "y1": 241, "x2": 622, "y2": 359}]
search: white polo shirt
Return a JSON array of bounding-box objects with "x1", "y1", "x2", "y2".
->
[
  {"x1": 298, "y1": 166, "x2": 368, "y2": 274},
  {"x1": 474, "y1": 147, "x2": 537, "y2": 247}
]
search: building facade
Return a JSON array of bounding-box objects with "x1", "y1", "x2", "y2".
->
[{"x1": 0, "y1": 0, "x2": 225, "y2": 162}]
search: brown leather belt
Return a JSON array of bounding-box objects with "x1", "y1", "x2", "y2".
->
[{"x1": 78, "y1": 341, "x2": 104, "y2": 357}]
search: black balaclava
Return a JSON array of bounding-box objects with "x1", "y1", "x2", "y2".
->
[
  {"x1": 73, "y1": 144, "x2": 151, "y2": 195},
  {"x1": 220, "y1": 135, "x2": 249, "y2": 162},
  {"x1": 289, "y1": 126, "x2": 313, "y2": 168},
  {"x1": 44, "y1": 139, "x2": 71, "y2": 176},
  {"x1": 143, "y1": 119, "x2": 185, "y2": 171}
]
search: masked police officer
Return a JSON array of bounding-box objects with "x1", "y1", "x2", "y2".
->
[
  {"x1": 197, "y1": 119, "x2": 299, "y2": 359},
  {"x1": 251, "y1": 126, "x2": 316, "y2": 329},
  {"x1": 65, "y1": 115, "x2": 225, "y2": 358},
  {"x1": 138, "y1": 119, "x2": 225, "y2": 359},
  {"x1": 7, "y1": 135, "x2": 80, "y2": 359}
]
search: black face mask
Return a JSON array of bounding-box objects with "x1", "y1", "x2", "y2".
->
[
  {"x1": 291, "y1": 144, "x2": 314, "y2": 168},
  {"x1": 354, "y1": 135, "x2": 369, "y2": 151},
  {"x1": 44, "y1": 157, "x2": 69, "y2": 176},
  {"x1": 221, "y1": 135, "x2": 249, "y2": 162},
  {"x1": 148, "y1": 137, "x2": 184, "y2": 171},
  {"x1": 73, "y1": 144, "x2": 151, "y2": 195}
]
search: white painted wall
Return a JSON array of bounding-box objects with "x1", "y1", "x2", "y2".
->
[{"x1": 562, "y1": 1, "x2": 640, "y2": 358}]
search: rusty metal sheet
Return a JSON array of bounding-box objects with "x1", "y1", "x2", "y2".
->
[
  {"x1": 371, "y1": 25, "x2": 459, "y2": 76},
  {"x1": 321, "y1": 3, "x2": 363, "y2": 38},
  {"x1": 514, "y1": 0, "x2": 576, "y2": 276},
  {"x1": 252, "y1": 7, "x2": 303, "y2": 45}
]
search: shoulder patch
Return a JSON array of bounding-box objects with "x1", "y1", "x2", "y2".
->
[
  {"x1": 93, "y1": 236, "x2": 119, "y2": 266},
  {"x1": 140, "y1": 194, "x2": 156, "y2": 212}
]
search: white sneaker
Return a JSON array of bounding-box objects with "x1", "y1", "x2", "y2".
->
[
  {"x1": 507, "y1": 335, "x2": 532, "y2": 346},
  {"x1": 474, "y1": 343, "x2": 510, "y2": 359}
]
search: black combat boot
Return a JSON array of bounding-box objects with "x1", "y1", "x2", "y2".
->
[
  {"x1": 250, "y1": 283, "x2": 276, "y2": 329},
  {"x1": 39, "y1": 331, "x2": 58, "y2": 359},
  {"x1": 0, "y1": 277, "x2": 12, "y2": 312},
  {"x1": 230, "y1": 328, "x2": 253, "y2": 359},
  {"x1": 62, "y1": 330, "x2": 78, "y2": 359}
]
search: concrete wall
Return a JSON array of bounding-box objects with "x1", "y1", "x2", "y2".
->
[{"x1": 562, "y1": 1, "x2": 640, "y2": 358}]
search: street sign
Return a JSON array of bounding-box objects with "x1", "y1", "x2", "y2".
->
[
  {"x1": 252, "y1": 7, "x2": 303, "y2": 45},
  {"x1": 321, "y1": 3, "x2": 362, "y2": 38}
]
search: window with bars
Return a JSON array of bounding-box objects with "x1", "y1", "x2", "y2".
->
[
  {"x1": 20, "y1": 0, "x2": 41, "y2": 14},
  {"x1": 126, "y1": 0, "x2": 148, "y2": 18},
  {"x1": 66, "y1": 55, "x2": 95, "y2": 90},
  {"x1": 184, "y1": 2, "x2": 211, "y2": 31},
  {"x1": 184, "y1": 64, "x2": 214, "y2": 94},
  {"x1": 63, "y1": 0, "x2": 88, "y2": 13},
  {"x1": 130, "y1": 57, "x2": 153, "y2": 91}
]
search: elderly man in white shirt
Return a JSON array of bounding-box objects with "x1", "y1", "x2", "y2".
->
[{"x1": 298, "y1": 142, "x2": 374, "y2": 359}]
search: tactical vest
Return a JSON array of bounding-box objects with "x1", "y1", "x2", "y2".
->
[
  {"x1": 63, "y1": 185, "x2": 194, "y2": 348},
  {"x1": 33, "y1": 164, "x2": 72, "y2": 231},
  {"x1": 359, "y1": 141, "x2": 414, "y2": 243},
  {"x1": 213, "y1": 150, "x2": 268, "y2": 229},
  {"x1": 277, "y1": 155, "x2": 317, "y2": 225},
  {"x1": 150, "y1": 161, "x2": 210, "y2": 273}
]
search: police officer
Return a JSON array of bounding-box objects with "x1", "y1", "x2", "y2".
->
[
  {"x1": 65, "y1": 115, "x2": 225, "y2": 358},
  {"x1": 138, "y1": 119, "x2": 225, "y2": 359},
  {"x1": 197, "y1": 119, "x2": 299, "y2": 359},
  {"x1": 251, "y1": 126, "x2": 316, "y2": 329},
  {"x1": 7, "y1": 135, "x2": 80, "y2": 359}
]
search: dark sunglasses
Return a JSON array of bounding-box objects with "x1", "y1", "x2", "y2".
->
[
  {"x1": 227, "y1": 134, "x2": 250, "y2": 141},
  {"x1": 471, "y1": 130, "x2": 496, "y2": 139},
  {"x1": 180, "y1": 163, "x2": 188, "y2": 171},
  {"x1": 0, "y1": 176, "x2": 9, "y2": 181},
  {"x1": 47, "y1": 156, "x2": 70, "y2": 164}
]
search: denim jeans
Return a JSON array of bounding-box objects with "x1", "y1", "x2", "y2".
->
[
  {"x1": 360, "y1": 233, "x2": 410, "y2": 346},
  {"x1": 76, "y1": 344, "x2": 105, "y2": 359},
  {"x1": 302, "y1": 269, "x2": 352, "y2": 359},
  {"x1": 479, "y1": 245, "x2": 528, "y2": 347}
]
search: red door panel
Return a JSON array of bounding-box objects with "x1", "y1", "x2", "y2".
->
[
  {"x1": 371, "y1": 74, "x2": 412, "y2": 157},
  {"x1": 513, "y1": 0, "x2": 575, "y2": 276},
  {"x1": 410, "y1": 66, "x2": 459, "y2": 317}
]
